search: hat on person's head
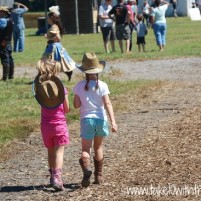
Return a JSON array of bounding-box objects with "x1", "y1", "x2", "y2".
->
[
  {"x1": 77, "y1": 53, "x2": 106, "y2": 74},
  {"x1": 49, "y1": 5, "x2": 60, "y2": 16},
  {"x1": 33, "y1": 75, "x2": 65, "y2": 109},
  {"x1": 0, "y1": 6, "x2": 9, "y2": 13}
]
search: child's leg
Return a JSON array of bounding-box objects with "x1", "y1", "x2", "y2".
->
[
  {"x1": 94, "y1": 136, "x2": 104, "y2": 161},
  {"x1": 93, "y1": 136, "x2": 104, "y2": 184},
  {"x1": 142, "y1": 44, "x2": 146, "y2": 52},
  {"x1": 48, "y1": 146, "x2": 65, "y2": 191},
  {"x1": 81, "y1": 138, "x2": 92, "y2": 158},
  {"x1": 48, "y1": 145, "x2": 65, "y2": 169},
  {"x1": 138, "y1": 44, "x2": 141, "y2": 52},
  {"x1": 79, "y1": 138, "x2": 93, "y2": 187}
]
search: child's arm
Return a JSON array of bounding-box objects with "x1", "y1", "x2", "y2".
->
[
  {"x1": 63, "y1": 93, "x2": 70, "y2": 113},
  {"x1": 103, "y1": 94, "x2": 117, "y2": 132},
  {"x1": 73, "y1": 94, "x2": 81, "y2": 109}
]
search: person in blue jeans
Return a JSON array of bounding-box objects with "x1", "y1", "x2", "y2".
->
[
  {"x1": 150, "y1": 0, "x2": 169, "y2": 52},
  {"x1": 11, "y1": 2, "x2": 28, "y2": 52}
]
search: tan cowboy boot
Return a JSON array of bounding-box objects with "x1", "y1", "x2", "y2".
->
[
  {"x1": 79, "y1": 157, "x2": 92, "y2": 187},
  {"x1": 93, "y1": 157, "x2": 104, "y2": 184}
]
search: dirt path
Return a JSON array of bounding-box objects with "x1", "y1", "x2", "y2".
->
[{"x1": 1, "y1": 57, "x2": 201, "y2": 201}]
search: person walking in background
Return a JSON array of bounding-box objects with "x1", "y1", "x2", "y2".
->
[
  {"x1": 142, "y1": 0, "x2": 150, "y2": 27},
  {"x1": 73, "y1": 53, "x2": 117, "y2": 187},
  {"x1": 131, "y1": 0, "x2": 138, "y2": 23},
  {"x1": 42, "y1": 6, "x2": 75, "y2": 81},
  {"x1": 108, "y1": 0, "x2": 131, "y2": 53},
  {"x1": 170, "y1": 0, "x2": 178, "y2": 17},
  {"x1": 125, "y1": 0, "x2": 135, "y2": 52},
  {"x1": 98, "y1": 0, "x2": 115, "y2": 53},
  {"x1": 136, "y1": 14, "x2": 147, "y2": 52},
  {"x1": 11, "y1": 2, "x2": 28, "y2": 52},
  {"x1": 150, "y1": 0, "x2": 169, "y2": 52},
  {"x1": 33, "y1": 59, "x2": 70, "y2": 191},
  {"x1": 0, "y1": 6, "x2": 14, "y2": 81}
]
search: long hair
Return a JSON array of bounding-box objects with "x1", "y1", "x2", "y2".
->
[
  {"x1": 48, "y1": 12, "x2": 65, "y2": 36},
  {"x1": 85, "y1": 74, "x2": 99, "y2": 91},
  {"x1": 36, "y1": 59, "x2": 61, "y2": 82}
]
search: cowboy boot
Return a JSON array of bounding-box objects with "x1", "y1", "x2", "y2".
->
[
  {"x1": 79, "y1": 157, "x2": 92, "y2": 187},
  {"x1": 94, "y1": 157, "x2": 104, "y2": 184},
  {"x1": 51, "y1": 168, "x2": 64, "y2": 191},
  {"x1": 9, "y1": 62, "x2": 14, "y2": 79},
  {"x1": 65, "y1": 71, "x2": 73, "y2": 81},
  {"x1": 1, "y1": 64, "x2": 9, "y2": 81}
]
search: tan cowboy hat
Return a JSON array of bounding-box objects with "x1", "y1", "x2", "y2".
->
[
  {"x1": 0, "y1": 6, "x2": 9, "y2": 12},
  {"x1": 77, "y1": 52, "x2": 106, "y2": 74},
  {"x1": 33, "y1": 75, "x2": 65, "y2": 109}
]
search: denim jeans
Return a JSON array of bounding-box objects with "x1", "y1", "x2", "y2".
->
[
  {"x1": 0, "y1": 42, "x2": 14, "y2": 65},
  {"x1": 13, "y1": 27, "x2": 25, "y2": 52},
  {"x1": 153, "y1": 23, "x2": 167, "y2": 46}
]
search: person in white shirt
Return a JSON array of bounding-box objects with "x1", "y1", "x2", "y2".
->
[
  {"x1": 99, "y1": 0, "x2": 115, "y2": 53},
  {"x1": 73, "y1": 52, "x2": 117, "y2": 188},
  {"x1": 142, "y1": 0, "x2": 150, "y2": 27},
  {"x1": 150, "y1": 0, "x2": 169, "y2": 52}
]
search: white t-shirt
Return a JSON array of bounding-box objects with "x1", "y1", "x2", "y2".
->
[
  {"x1": 73, "y1": 80, "x2": 110, "y2": 120},
  {"x1": 151, "y1": 4, "x2": 168, "y2": 24},
  {"x1": 99, "y1": 3, "x2": 113, "y2": 27}
]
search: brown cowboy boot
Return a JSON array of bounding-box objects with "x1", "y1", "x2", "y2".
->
[
  {"x1": 93, "y1": 157, "x2": 104, "y2": 184},
  {"x1": 79, "y1": 157, "x2": 92, "y2": 187}
]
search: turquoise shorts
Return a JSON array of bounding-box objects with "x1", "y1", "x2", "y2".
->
[{"x1": 80, "y1": 118, "x2": 109, "y2": 140}]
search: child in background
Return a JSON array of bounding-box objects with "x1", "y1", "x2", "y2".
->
[
  {"x1": 136, "y1": 14, "x2": 147, "y2": 52},
  {"x1": 73, "y1": 53, "x2": 117, "y2": 187},
  {"x1": 33, "y1": 59, "x2": 70, "y2": 191}
]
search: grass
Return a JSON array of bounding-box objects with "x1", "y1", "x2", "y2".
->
[
  {"x1": 14, "y1": 17, "x2": 201, "y2": 67},
  {"x1": 0, "y1": 17, "x2": 201, "y2": 147},
  {"x1": 0, "y1": 76, "x2": 157, "y2": 147}
]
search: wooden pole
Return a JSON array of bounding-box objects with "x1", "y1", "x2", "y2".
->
[{"x1": 75, "y1": 0, "x2": 79, "y2": 34}]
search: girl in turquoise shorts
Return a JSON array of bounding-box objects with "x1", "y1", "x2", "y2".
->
[{"x1": 73, "y1": 52, "x2": 117, "y2": 187}]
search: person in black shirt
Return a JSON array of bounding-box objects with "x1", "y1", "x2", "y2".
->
[
  {"x1": 0, "y1": 6, "x2": 14, "y2": 81},
  {"x1": 108, "y1": 0, "x2": 131, "y2": 53}
]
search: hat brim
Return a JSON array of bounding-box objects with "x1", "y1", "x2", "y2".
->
[
  {"x1": 33, "y1": 75, "x2": 65, "y2": 109},
  {"x1": 0, "y1": 6, "x2": 9, "y2": 12},
  {"x1": 76, "y1": 61, "x2": 106, "y2": 74}
]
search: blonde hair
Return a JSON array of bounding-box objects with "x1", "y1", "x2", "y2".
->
[{"x1": 36, "y1": 59, "x2": 61, "y2": 82}]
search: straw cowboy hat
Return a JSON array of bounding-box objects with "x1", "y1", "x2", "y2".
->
[
  {"x1": 77, "y1": 53, "x2": 106, "y2": 74},
  {"x1": 0, "y1": 6, "x2": 9, "y2": 12},
  {"x1": 33, "y1": 75, "x2": 65, "y2": 109}
]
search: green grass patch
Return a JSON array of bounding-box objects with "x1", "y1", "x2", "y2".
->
[{"x1": 0, "y1": 77, "x2": 157, "y2": 147}]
